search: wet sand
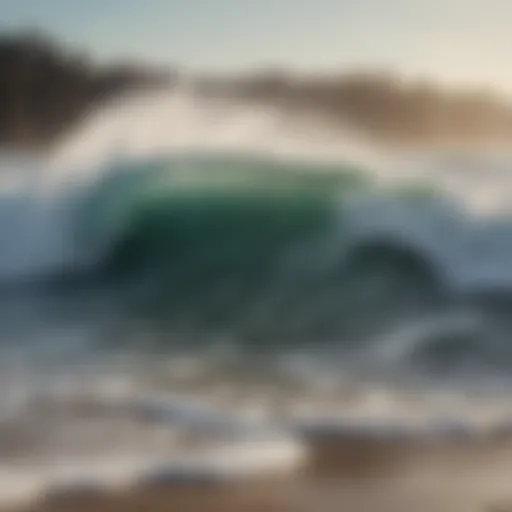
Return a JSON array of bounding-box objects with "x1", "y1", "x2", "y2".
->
[{"x1": 10, "y1": 436, "x2": 512, "y2": 512}]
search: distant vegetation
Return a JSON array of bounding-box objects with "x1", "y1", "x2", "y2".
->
[
  {"x1": 0, "y1": 32, "x2": 172, "y2": 147},
  {"x1": 2, "y1": 32, "x2": 512, "y2": 148},
  {"x1": 203, "y1": 71, "x2": 512, "y2": 147}
]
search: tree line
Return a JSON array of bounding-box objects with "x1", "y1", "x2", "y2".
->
[
  {"x1": 0, "y1": 32, "x2": 171, "y2": 147},
  {"x1": 215, "y1": 70, "x2": 512, "y2": 146},
  {"x1": 2, "y1": 32, "x2": 512, "y2": 148}
]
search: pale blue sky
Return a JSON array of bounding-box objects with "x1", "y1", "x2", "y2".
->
[{"x1": 2, "y1": 0, "x2": 512, "y2": 91}]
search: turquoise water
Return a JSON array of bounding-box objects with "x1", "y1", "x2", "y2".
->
[
  {"x1": 61, "y1": 154, "x2": 446, "y2": 350},
  {"x1": 1, "y1": 150, "x2": 511, "y2": 377}
]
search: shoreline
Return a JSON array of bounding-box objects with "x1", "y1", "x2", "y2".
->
[{"x1": 7, "y1": 435, "x2": 512, "y2": 512}]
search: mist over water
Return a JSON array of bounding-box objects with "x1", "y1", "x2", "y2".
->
[{"x1": 3, "y1": 87, "x2": 512, "y2": 505}]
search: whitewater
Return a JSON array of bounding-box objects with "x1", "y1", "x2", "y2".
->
[{"x1": 4, "y1": 87, "x2": 512, "y2": 506}]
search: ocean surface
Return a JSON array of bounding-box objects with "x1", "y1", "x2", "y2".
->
[{"x1": 3, "y1": 88, "x2": 512, "y2": 506}]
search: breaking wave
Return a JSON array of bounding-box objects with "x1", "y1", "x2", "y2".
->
[{"x1": 2, "y1": 88, "x2": 512, "y2": 506}]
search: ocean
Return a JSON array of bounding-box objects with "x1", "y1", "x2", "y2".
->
[{"x1": 2, "y1": 88, "x2": 512, "y2": 507}]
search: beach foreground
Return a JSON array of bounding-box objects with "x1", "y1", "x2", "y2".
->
[{"x1": 8, "y1": 436, "x2": 512, "y2": 512}]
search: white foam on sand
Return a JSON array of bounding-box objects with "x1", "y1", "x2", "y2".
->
[{"x1": 0, "y1": 386, "x2": 308, "y2": 508}]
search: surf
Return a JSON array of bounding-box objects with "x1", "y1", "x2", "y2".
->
[{"x1": 3, "y1": 87, "x2": 512, "y2": 506}]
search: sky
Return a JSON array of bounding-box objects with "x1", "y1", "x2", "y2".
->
[{"x1": 2, "y1": 0, "x2": 512, "y2": 92}]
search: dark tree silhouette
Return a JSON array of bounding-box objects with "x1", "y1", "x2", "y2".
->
[{"x1": 0, "y1": 31, "x2": 172, "y2": 147}]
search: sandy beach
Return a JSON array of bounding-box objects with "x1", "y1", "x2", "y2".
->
[{"x1": 7, "y1": 435, "x2": 512, "y2": 512}]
